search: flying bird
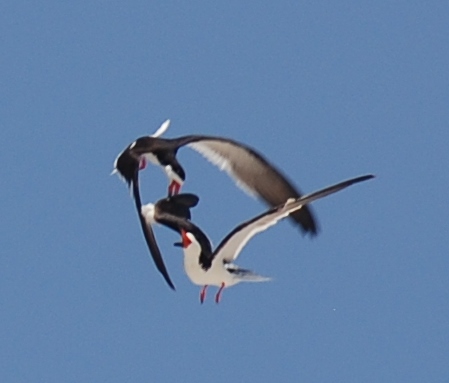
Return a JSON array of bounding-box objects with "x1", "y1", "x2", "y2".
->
[
  {"x1": 113, "y1": 119, "x2": 318, "y2": 236},
  {"x1": 173, "y1": 175, "x2": 374, "y2": 303}
]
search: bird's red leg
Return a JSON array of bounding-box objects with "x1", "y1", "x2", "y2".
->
[
  {"x1": 174, "y1": 182, "x2": 181, "y2": 194},
  {"x1": 200, "y1": 285, "x2": 208, "y2": 304},
  {"x1": 139, "y1": 157, "x2": 147, "y2": 170},
  {"x1": 168, "y1": 180, "x2": 181, "y2": 196},
  {"x1": 168, "y1": 181, "x2": 174, "y2": 196},
  {"x1": 215, "y1": 283, "x2": 225, "y2": 304}
]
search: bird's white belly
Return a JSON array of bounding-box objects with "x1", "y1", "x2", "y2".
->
[
  {"x1": 142, "y1": 152, "x2": 160, "y2": 165},
  {"x1": 183, "y1": 257, "x2": 236, "y2": 287}
]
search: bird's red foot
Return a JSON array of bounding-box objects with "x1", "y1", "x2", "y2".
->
[
  {"x1": 168, "y1": 180, "x2": 181, "y2": 196},
  {"x1": 139, "y1": 157, "x2": 147, "y2": 170},
  {"x1": 215, "y1": 283, "x2": 225, "y2": 304},
  {"x1": 200, "y1": 285, "x2": 208, "y2": 304}
]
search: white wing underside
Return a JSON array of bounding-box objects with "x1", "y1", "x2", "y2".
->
[
  {"x1": 216, "y1": 199, "x2": 305, "y2": 263},
  {"x1": 213, "y1": 174, "x2": 374, "y2": 263},
  {"x1": 188, "y1": 142, "x2": 257, "y2": 197}
]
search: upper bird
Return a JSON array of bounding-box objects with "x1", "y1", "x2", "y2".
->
[
  {"x1": 173, "y1": 174, "x2": 374, "y2": 303},
  {"x1": 113, "y1": 119, "x2": 318, "y2": 235}
]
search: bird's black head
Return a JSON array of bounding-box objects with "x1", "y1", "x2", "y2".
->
[{"x1": 113, "y1": 147, "x2": 139, "y2": 187}]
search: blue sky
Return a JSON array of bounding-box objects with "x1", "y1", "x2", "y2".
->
[{"x1": 1, "y1": 1, "x2": 448, "y2": 382}]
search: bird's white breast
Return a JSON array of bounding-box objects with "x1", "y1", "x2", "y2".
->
[
  {"x1": 182, "y1": 246, "x2": 237, "y2": 287},
  {"x1": 142, "y1": 152, "x2": 160, "y2": 165}
]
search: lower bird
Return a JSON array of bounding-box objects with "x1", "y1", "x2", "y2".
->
[{"x1": 174, "y1": 174, "x2": 374, "y2": 303}]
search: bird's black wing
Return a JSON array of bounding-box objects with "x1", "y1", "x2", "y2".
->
[
  {"x1": 132, "y1": 172, "x2": 176, "y2": 290},
  {"x1": 172, "y1": 135, "x2": 318, "y2": 236},
  {"x1": 214, "y1": 174, "x2": 374, "y2": 262}
]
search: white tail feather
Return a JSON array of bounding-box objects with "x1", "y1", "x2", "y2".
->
[{"x1": 240, "y1": 273, "x2": 272, "y2": 283}]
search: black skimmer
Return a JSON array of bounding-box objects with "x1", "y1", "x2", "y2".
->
[
  {"x1": 113, "y1": 120, "x2": 318, "y2": 235},
  {"x1": 174, "y1": 175, "x2": 374, "y2": 303},
  {"x1": 132, "y1": 191, "x2": 199, "y2": 290}
]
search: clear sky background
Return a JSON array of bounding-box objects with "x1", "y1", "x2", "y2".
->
[{"x1": 1, "y1": 1, "x2": 448, "y2": 382}]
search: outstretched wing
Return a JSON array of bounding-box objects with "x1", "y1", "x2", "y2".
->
[
  {"x1": 214, "y1": 174, "x2": 374, "y2": 263},
  {"x1": 175, "y1": 136, "x2": 318, "y2": 235}
]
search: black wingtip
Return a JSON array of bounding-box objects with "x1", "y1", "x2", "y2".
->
[
  {"x1": 290, "y1": 206, "x2": 319, "y2": 236},
  {"x1": 353, "y1": 174, "x2": 375, "y2": 182},
  {"x1": 157, "y1": 261, "x2": 176, "y2": 291},
  {"x1": 166, "y1": 278, "x2": 176, "y2": 291},
  {"x1": 291, "y1": 174, "x2": 375, "y2": 237}
]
